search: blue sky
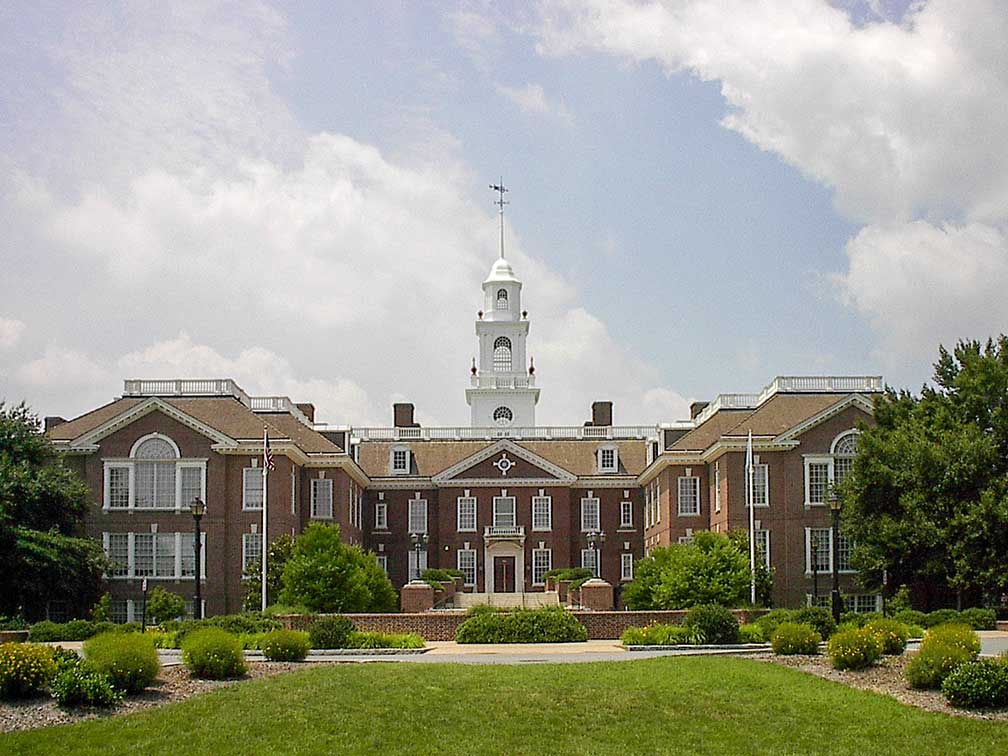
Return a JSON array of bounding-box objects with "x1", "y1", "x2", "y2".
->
[{"x1": 0, "y1": 1, "x2": 1005, "y2": 425}]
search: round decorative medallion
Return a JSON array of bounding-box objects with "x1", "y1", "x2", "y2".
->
[{"x1": 494, "y1": 453, "x2": 515, "y2": 476}]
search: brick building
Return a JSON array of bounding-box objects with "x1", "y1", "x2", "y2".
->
[{"x1": 46, "y1": 255, "x2": 882, "y2": 619}]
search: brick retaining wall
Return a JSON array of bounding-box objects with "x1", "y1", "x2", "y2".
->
[{"x1": 279, "y1": 609, "x2": 767, "y2": 641}]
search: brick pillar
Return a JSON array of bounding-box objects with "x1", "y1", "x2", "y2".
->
[
  {"x1": 400, "y1": 582, "x2": 434, "y2": 612},
  {"x1": 579, "y1": 579, "x2": 614, "y2": 611}
]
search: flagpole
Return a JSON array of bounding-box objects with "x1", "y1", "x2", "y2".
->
[
  {"x1": 747, "y1": 430, "x2": 756, "y2": 605},
  {"x1": 262, "y1": 426, "x2": 269, "y2": 612}
]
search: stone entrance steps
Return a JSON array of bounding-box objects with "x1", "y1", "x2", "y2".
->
[{"x1": 456, "y1": 591, "x2": 560, "y2": 609}]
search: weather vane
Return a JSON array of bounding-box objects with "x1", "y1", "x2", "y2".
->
[{"x1": 490, "y1": 179, "x2": 508, "y2": 259}]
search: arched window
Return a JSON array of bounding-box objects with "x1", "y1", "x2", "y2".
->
[
  {"x1": 132, "y1": 435, "x2": 178, "y2": 509},
  {"x1": 832, "y1": 431, "x2": 859, "y2": 487},
  {"x1": 493, "y1": 336, "x2": 512, "y2": 371},
  {"x1": 496, "y1": 288, "x2": 509, "y2": 310},
  {"x1": 493, "y1": 406, "x2": 513, "y2": 426}
]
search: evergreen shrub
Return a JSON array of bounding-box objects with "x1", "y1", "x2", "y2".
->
[
  {"x1": 456, "y1": 607, "x2": 587, "y2": 644},
  {"x1": 771, "y1": 623, "x2": 821, "y2": 655},
  {"x1": 84, "y1": 632, "x2": 160, "y2": 693},
  {"x1": 620, "y1": 624, "x2": 695, "y2": 646},
  {"x1": 346, "y1": 631, "x2": 424, "y2": 649},
  {"x1": 260, "y1": 630, "x2": 310, "y2": 661},
  {"x1": 683, "y1": 604, "x2": 739, "y2": 644},
  {"x1": 50, "y1": 663, "x2": 123, "y2": 708},
  {"x1": 738, "y1": 623, "x2": 766, "y2": 644},
  {"x1": 308, "y1": 616, "x2": 355, "y2": 649},
  {"x1": 958, "y1": 608, "x2": 997, "y2": 631},
  {"x1": 941, "y1": 660, "x2": 1008, "y2": 708},
  {"x1": 864, "y1": 618, "x2": 910, "y2": 655},
  {"x1": 791, "y1": 607, "x2": 837, "y2": 639},
  {"x1": 826, "y1": 627, "x2": 882, "y2": 670},
  {"x1": 923, "y1": 609, "x2": 961, "y2": 628},
  {"x1": 181, "y1": 628, "x2": 247, "y2": 679},
  {"x1": 892, "y1": 609, "x2": 927, "y2": 628}
]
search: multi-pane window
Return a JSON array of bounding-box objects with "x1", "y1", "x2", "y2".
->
[
  {"x1": 243, "y1": 532, "x2": 262, "y2": 573},
  {"x1": 851, "y1": 594, "x2": 880, "y2": 613},
  {"x1": 620, "y1": 500, "x2": 633, "y2": 528},
  {"x1": 806, "y1": 461, "x2": 829, "y2": 506},
  {"x1": 458, "y1": 549, "x2": 477, "y2": 586},
  {"x1": 807, "y1": 594, "x2": 831, "y2": 609},
  {"x1": 581, "y1": 548, "x2": 598, "y2": 577},
  {"x1": 532, "y1": 549, "x2": 552, "y2": 585},
  {"x1": 833, "y1": 433, "x2": 858, "y2": 487},
  {"x1": 105, "y1": 436, "x2": 205, "y2": 511},
  {"x1": 493, "y1": 336, "x2": 512, "y2": 371},
  {"x1": 714, "y1": 461, "x2": 721, "y2": 513},
  {"x1": 532, "y1": 495, "x2": 552, "y2": 531},
  {"x1": 375, "y1": 501, "x2": 388, "y2": 530},
  {"x1": 155, "y1": 533, "x2": 176, "y2": 577},
  {"x1": 110, "y1": 599, "x2": 129, "y2": 624},
  {"x1": 243, "y1": 468, "x2": 263, "y2": 510},
  {"x1": 677, "y1": 476, "x2": 700, "y2": 516},
  {"x1": 599, "y1": 447, "x2": 617, "y2": 473},
  {"x1": 180, "y1": 534, "x2": 197, "y2": 578},
  {"x1": 807, "y1": 528, "x2": 831, "y2": 572},
  {"x1": 135, "y1": 462, "x2": 175, "y2": 509},
  {"x1": 108, "y1": 467, "x2": 130, "y2": 509},
  {"x1": 496, "y1": 288, "x2": 509, "y2": 310},
  {"x1": 107, "y1": 533, "x2": 129, "y2": 577},
  {"x1": 836, "y1": 531, "x2": 853, "y2": 572},
  {"x1": 493, "y1": 496, "x2": 516, "y2": 529},
  {"x1": 408, "y1": 497, "x2": 428, "y2": 534},
  {"x1": 179, "y1": 466, "x2": 203, "y2": 509},
  {"x1": 134, "y1": 534, "x2": 154, "y2": 577},
  {"x1": 311, "y1": 479, "x2": 333, "y2": 519},
  {"x1": 621, "y1": 553, "x2": 634, "y2": 581},
  {"x1": 755, "y1": 529, "x2": 770, "y2": 569},
  {"x1": 457, "y1": 496, "x2": 477, "y2": 532},
  {"x1": 407, "y1": 548, "x2": 428, "y2": 580},
  {"x1": 750, "y1": 464, "x2": 768, "y2": 507},
  {"x1": 376, "y1": 555, "x2": 388, "y2": 574},
  {"x1": 581, "y1": 496, "x2": 600, "y2": 531},
  {"x1": 391, "y1": 447, "x2": 409, "y2": 474}
]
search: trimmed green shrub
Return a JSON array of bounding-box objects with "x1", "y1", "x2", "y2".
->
[
  {"x1": 864, "y1": 618, "x2": 910, "y2": 655},
  {"x1": 148, "y1": 629, "x2": 181, "y2": 649},
  {"x1": 542, "y1": 567, "x2": 593, "y2": 583},
  {"x1": 892, "y1": 609, "x2": 927, "y2": 628},
  {"x1": 308, "y1": 616, "x2": 355, "y2": 649},
  {"x1": 839, "y1": 612, "x2": 883, "y2": 629},
  {"x1": 753, "y1": 609, "x2": 794, "y2": 638},
  {"x1": 906, "y1": 624, "x2": 925, "y2": 639},
  {"x1": 771, "y1": 623, "x2": 821, "y2": 655},
  {"x1": 0, "y1": 616, "x2": 29, "y2": 631},
  {"x1": 826, "y1": 627, "x2": 882, "y2": 670},
  {"x1": 181, "y1": 628, "x2": 247, "y2": 679},
  {"x1": 260, "y1": 629, "x2": 310, "y2": 661},
  {"x1": 263, "y1": 604, "x2": 313, "y2": 617},
  {"x1": 160, "y1": 613, "x2": 283, "y2": 645},
  {"x1": 84, "y1": 632, "x2": 160, "y2": 693},
  {"x1": 684, "y1": 604, "x2": 739, "y2": 644},
  {"x1": 0, "y1": 642, "x2": 56, "y2": 699},
  {"x1": 420, "y1": 568, "x2": 465, "y2": 590},
  {"x1": 455, "y1": 607, "x2": 587, "y2": 644},
  {"x1": 738, "y1": 623, "x2": 766, "y2": 644},
  {"x1": 906, "y1": 644, "x2": 977, "y2": 690},
  {"x1": 346, "y1": 631, "x2": 424, "y2": 649},
  {"x1": 791, "y1": 607, "x2": 837, "y2": 639},
  {"x1": 959, "y1": 608, "x2": 997, "y2": 631},
  {"x1": 620, "y1": 624, "x2": 697, "y2": 646},
  {"x1": 236, "y1": 632, "x2": 266, "y2": 650},
  {"x1": 924, "y1": 609, "x2": 961, "y2": 628},
  {"x1": 51, "y1": 646, "x2": 83, "y2": 673},
  {"x1": 941, "y1": 659, "x2": 1008, "y2": 708},
  {"x1": 925, "y1": 623, "x2": 981, "y2": 656},
  {"x1": 50, "y1": 663, "x2": 123, "y2": 708},
  {"x1": 28, "y1": 619, "x2": 117, "y2": 642}
]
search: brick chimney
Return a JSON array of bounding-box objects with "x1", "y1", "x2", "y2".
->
[
  {"x1": 295, "y1": 403, "x2": 315, "y2": 423},
  {"x1": 393, "y1": 403, "x2": 418, "y2": 428},
  {"x1": 44, "y1": 416, "x2": 67, "y2": 433},
  {"x1": 591, "y1": 401, "x2": 613, "y2": 427},
  {"x1": 689, "y1": 401, "x2": 709, "y2": 419}
]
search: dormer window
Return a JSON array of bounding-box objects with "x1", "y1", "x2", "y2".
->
[
  {"x1": 598, "y1": 445, "x2": 618, "y2": 473},
  {"x1": 496, "y1": 288, "x2": 509, "y2": 310},
  {"x1": 390, "y1": 445, "x2": 410, "y2": 475}
]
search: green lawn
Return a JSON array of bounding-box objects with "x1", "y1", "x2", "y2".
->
[{"x1": 3, "y1": 657, "x2": 1006, "y2": 755}]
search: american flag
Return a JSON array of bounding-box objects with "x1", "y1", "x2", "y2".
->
[{"x1": 263, "y1": 427, "x2": 276, "y2": 471}]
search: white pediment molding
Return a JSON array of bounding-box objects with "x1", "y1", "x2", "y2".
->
[
  {"x1": 71, "y1": 397, "x2": 236, "y2": 450},
  {"x1": 772, "y1": 394, "x2": 875, "y2": 444},
  {"x1": 431, "y1": 439, "x2": 576, "y2": 485}
]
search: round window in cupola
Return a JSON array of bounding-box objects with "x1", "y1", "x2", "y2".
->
[{"x1": 493, "y1": 406, "x2": 513, "y2": 426}]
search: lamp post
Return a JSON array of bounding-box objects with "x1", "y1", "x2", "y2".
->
[
  {"x1": 190, "y1": 497, "x2": 205, "y2": 619},
  {"x1": 829, "y1": 491, "x2": 843, "y2": 624},
  {"x1": 410, "y1": 532, "x2": 428, "y2": 582},
  {"x1": 586, "y1": 530, "x2": 606, "y2": 578}
]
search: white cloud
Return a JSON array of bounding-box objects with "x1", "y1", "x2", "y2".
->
[
  {"x1": 496, "y1": 82, "x2": 573, "y2": 123},
  {"x1": 535, "y1": 0, "x2": 1008, "y2": 372},
  {"x1": 0, "y1": 318, "x2": 25, "y2": 349}
]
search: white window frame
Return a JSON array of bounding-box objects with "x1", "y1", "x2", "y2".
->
[
  {"x1": 580, "y1": 495, "x2": 600, "y2": 532},
  {"x1": 805, "y1": 527, "x2": 834, "y2": 574},
  {"x1": 850, "y1": 594, "x2": 881, "y2": 613},
  {"x1": 374, "y1": 500, "x2": 388, "y2": 530},
  {"x1": 755, "y1": 529, "x2": 771, "y2": 569},
  {"x1": 376, "y1": 555, "x2": 388, "y2": 575},
  {"x1": 750, "y1": 463, "x2": 769, "y2": 507},
  {"x1": 621, "y1": 552, "x2": 634, "y2": 581},
  {"x1": 390, "y1": 445, "x2": 410, "y2": 475},
  {"x1": 532, "y1": 494, "x2": 552, "y2": 531},
  {"x1": 492, "y1": 495, "x2": 516, "y2": 529},
  {"x1": 531, "y1": 548, "x2": 552, "y2": 586},
  {"x1": 619, "y1": 500, "x2": 633, "y2": 529},
  {"x1": 598, "y1": 445, "x2": 618, "y2": 473},
  {"x1": 243, "y1": 467, "x2": 264, "y2": 510},
  {"x1": 457, "y1": 548, "x2": 477, "y2": 586},
  {"x1": 804, "y1": 457, "x2": 832, "y2": 507},
  {"x1": 407, "y1": 548, "x2": 428, "y2": 578},
  {"x1": 408, "y1": 496, "x2": 428, "y2": 534},
  {"x1": 242, "y1": 532, "x2": 263, "y2": 574},
  {"x1": 457, "y1": 495, "x2": 477, "y2": 532},
  {"x1": 677, "y1": 476, "x2": 700, "y2": 516},
  {"x1": 310, "y1": 478, "x2": 334, "y2": 519},
  {"x1": 581, "y1": 548, "x2": 598, "y2": 576},
  {"x1": 104, "y1": 531, "x2": 204, "y2": 580},
  {"x1": 714, "y1": 461, "x2": 721, "y2": 513}
]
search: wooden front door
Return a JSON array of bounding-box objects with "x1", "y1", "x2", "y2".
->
[{"x1": 493, "y1": 556, "x2": 516, "y2": 593}]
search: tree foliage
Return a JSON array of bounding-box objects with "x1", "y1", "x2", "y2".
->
[
  {"x1": 623, "y1": 530, "x2": 772, "y2": 610},
  {"x1": 242, "y1": 534, "x2": 295, "y2": 611},
  {"x1": 0, "y1": 402, "x2": 108, "y2": 619},
  {"x1": 145, "y1": 587, "x2": 185, "y2": 625},
  {"x1": 843, "y1": 337, "x2": 1008, "y2": 606},
  {"x1": 279, "y1": 523, "x2": 396, "y2": 613}
]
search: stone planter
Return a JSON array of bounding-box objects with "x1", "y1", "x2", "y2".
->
[
  {"x1": 0, "y1": 630, "x2": 29, "y2": 643},
  {"x1": 557, "y1": 580, "x2": 571, "y2": 603}
]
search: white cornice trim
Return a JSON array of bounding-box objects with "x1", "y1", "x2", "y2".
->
[
  {"x1": 367, "y1": 477, "x2": 434, "y2": 490},
  {"x1": 431, "y1": 439, "x2": 576, "y2": 484},
  {"x1": 71, "y1": 397, "x2": 236, "y2": 449},
  {"x1": 772, "y1": 394, "x2": 875, "y2": 444}
]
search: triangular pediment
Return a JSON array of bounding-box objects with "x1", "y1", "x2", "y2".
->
[
  {"x1": 432, "y1": 440, "x2": 576, "y2": 484},
  {"x1": 70, "y1": 397, "x2": 236, "y2": 449},
  {"x1": 772, "y1": 394, "x2": 875, "y2": 444}
]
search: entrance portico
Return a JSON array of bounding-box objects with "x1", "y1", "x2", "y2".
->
[{"x1": 483, "y1": 530, "x2": 525, "y2": 595}]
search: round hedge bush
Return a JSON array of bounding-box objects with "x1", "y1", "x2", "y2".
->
[
  {"x1": 738, "y1": 624, "x2": 766, "y2": 644},
  {"x1": 864, "y1": 618, "x2": 910, "y2": 655},
  {"x1": 260, "y1": 629, "x2": 310, "y2": 661},
  {"x1": 683, "y1": 604, "x2": 739, "y2": 644},
  {"x1": 308, "y1": 616, "x2": 354, "y2": 649},
  {"x1": 826, "y1": 627, "x2": 882, "y2": 670},
  {"x1": 50, "y1": 663, "x2": 123, "y2": 708},
  {"x1": 753, "y1": 609, "x2": 793, "y2": 639},
  {"x1": 923, "y1": 609, "x2": 961, "y2": 628},
  {"x1": 958, "y1": 608, "x2": 997, "y2": 631},
  {"x1": 456, "y1": 607, "x2": 587, "y2": 644},
  {"x1": 791, "y1": 607, "x2": 836, "y2": 639},
  {"x1": 84, "y1": 632, "x2": 160, "y2": 693},
  {"x1": 181, "y1": 628, "x2": 247, "y2": 679},
  {"x1": 771, "y1": 623, "x2": 821, "y2": 655},
  {"x1": 941, "y1": 660, "x2": 1008, "y2": 708},
  {"x1": 0, "y1": 642, "x2": 56, "y2": 699},
  {"x1": 924, "y1": 623, "x2": 981, "y2": 656},
  {"x1": 905, "y1": 624, "x2": 980, "y2": 689},
  {"x1": 892, "y1": 609, "x2": 927, "y2": 628}
]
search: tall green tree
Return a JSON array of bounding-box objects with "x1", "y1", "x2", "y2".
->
[
  {"x1": 278, "y1": 523, "x2": 396, "y2": 613},
  {"x1": 843, "y1": 337, "x2": 1008, "y2": 607},
  {"x1": 242, "y1": 534, "x2": 295, "y2": 611},
  {"x1": 0, "y1": 402, "x2": 108, "y2": 619}
]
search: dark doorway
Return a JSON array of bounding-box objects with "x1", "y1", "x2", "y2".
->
[{"x1": 493, "y1": 556, "x2": 516, "y2": 593}]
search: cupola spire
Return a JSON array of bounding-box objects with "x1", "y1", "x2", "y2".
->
[{"x1": 489, "y1": 179, "x2": 508, "y2": 259}]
